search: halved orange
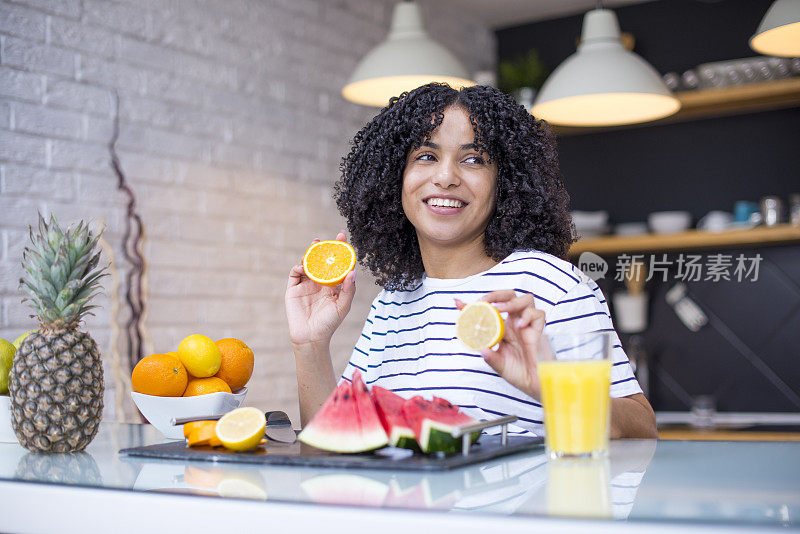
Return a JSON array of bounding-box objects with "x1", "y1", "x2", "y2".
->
[
  {"x1": 183, "y1": 420, "x2": 217, "y2": 439},
  {"x1": 302, "y1": 240, "x2": 356, "y2": 287},
  {"x1": 186, "y1": 421, "x2": 222, "y2": 447},
  {"x1": 456, "y1": 301, "x2": 505, "y2": 350}
]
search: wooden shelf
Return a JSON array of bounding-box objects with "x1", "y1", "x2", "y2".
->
[
  {"x1": 659, "y1": 429, "x2": 800, "y2": 442},
  {"x1": 554, "y1": 77, "x2": 800, "y2": 136},
  {"x1": 567, "y1": 223, "x2": 800, "y2": 257}
]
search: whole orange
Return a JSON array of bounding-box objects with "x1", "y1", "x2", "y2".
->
[
  {"x1": 183, "y1": 376, "x2": 232, "y2": 396},
  {"x1": 214, "y1": 338, "x2": 254, "y2": 391},
  {"x1": 131, "y1": 353, "x2": 188, "y2": 396}
]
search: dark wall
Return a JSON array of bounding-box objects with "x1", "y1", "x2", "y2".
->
[
  {"x1": 497, "y1": 0, "x2": 800, "y2": 225},
  {"x1": 497, "y1": 0, "x2": 800, "y2": 414}
]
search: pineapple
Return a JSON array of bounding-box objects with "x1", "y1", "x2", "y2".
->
[{"x1": 9, "y1": 215, "x2": 107, "y2": 453}]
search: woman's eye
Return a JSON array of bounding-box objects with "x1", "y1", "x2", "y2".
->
[
  {"x1": 417, "y1": 153, "x2": 436, "y2": 161},
  {"x1": 464, "y1": 156, "x2": 485, "y2": 165}
]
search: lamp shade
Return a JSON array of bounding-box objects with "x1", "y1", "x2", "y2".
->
[
  {"x1": 531, "y1": 9, "x2": 680, "y2": 127},
  {"x1": 342, "y1": 2, "x2": 475, "y2": 107},
  {"x1": 750, "y1": 0, "x2": 800, "y2": 57}
]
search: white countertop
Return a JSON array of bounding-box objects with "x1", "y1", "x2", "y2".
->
[{"x1": 1, "y1": 423, "x2": 798, "y2": 533}]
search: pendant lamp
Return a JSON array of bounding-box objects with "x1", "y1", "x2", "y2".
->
[
  {"x1": 531, "y1": 8, "x2": 680, "y2": 127},
  {"x1": 750, "y1": 0, "x2": 800, "y2": 57},
  {"x1": 342, "y1": 1, "x2": 475, "y2": 107}
]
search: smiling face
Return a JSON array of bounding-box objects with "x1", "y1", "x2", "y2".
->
[{"x1": 401, "y1": 105, "x2": 498, "y2": 254}]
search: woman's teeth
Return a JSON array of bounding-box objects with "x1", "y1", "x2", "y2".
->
[{"x1": 426, "y1": 198, "x2": 464, "y2": 208}]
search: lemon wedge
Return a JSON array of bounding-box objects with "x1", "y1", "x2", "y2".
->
[
  {"x1": 456, "y1": 301, "x2": 505, "y2": 350},
  {"x1": 215, "y1": 407, "x2": 266, "y2": 451}
]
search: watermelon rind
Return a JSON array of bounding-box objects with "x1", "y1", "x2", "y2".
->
[
  {"x1": 389, "y1": 426, "x2": 420, "y2": 451},
  {"x1": 418, "y1": 419, "x2": 480, "y2": 454}
]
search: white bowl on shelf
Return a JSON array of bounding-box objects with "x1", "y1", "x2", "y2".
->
[
  {"x1": 614, "y1": 222, "x2": 649, "y2": 236},
  {"x1": 131, "y1": 388, "x2": 248, "y2": 440},
  {"x1": 648, "y1": 211, "x2": 692, "y2": 234}
]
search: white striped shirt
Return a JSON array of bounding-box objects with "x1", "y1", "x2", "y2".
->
[{"x1": 341, "y1": 249, "x2": 642, "y2": 437}]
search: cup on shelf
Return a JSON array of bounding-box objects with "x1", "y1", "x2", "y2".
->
[
  {"x1": 733, "y1": 201, "x2": 760, "y2": 225},
  {"x1": 788, "y1": 194, "x2": 800, "y2": 227},
  {"x1": 613, "y1": 291, "x2": 649, "y2": 334},
  {"x1": 760, "y1": 196, "x2": 784, "y2": 227}
]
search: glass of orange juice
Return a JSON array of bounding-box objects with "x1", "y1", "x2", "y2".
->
[{"x1": 538, "y1": 332, "x2": 613, "y2": 459}]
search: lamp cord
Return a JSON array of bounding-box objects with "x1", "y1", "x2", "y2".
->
[{"x1": 596, "y1": 0, "x2": 603, "y2": 9}]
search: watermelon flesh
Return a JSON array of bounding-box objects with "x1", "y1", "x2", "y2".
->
[
  {"x1": 298, "y1": 378, "x2": 387, "y2": 453},
  {"x1": 371, "y1": 386, "x2": 419, "y2": 451},
  {"x1": 401, "y1": 396, "x2": 479, "y2": 454},
  {"x1": 351, "y1": 372, "x2": 389, "y2": 450}
]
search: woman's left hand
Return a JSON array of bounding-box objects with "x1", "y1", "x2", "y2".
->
[{"x1": 455, "y1": 290, "x2": 546, "y2": 400}]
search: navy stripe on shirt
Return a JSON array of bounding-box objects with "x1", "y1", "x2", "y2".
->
[
  {"x1": 372, "y1": 321, "x2": 455, "y2": 336},
  {"x1": 513, "y1": 288, "x2": 555, "y2": 306},
  {"x1": 373, "y1": 305, "x2": 456, "y2": 322},
  {"x1": 366, "y1": 367, "x2": 501, "y2": 385},
  {"x1": 557, "y1": 293, "x2": 607, "y2": 305},
  {"x1": 378, "y1": 288, "x2": 556, "y2": 308},
  {"x1": 501, "y1": 255, "x2": 581, "y2": 284},
  {"x1": 612, "y1": 376, "x2": 637, "y2": 385},
  {"x1": 360, "y1": 352, "x2": 485, "y2": 369},
  {"x1": 370, "y1": 337, "x2": 458, "y2": 351},
  {"x1": 548, "y1": 310, "x2": 611, "y2": 325},
  {"x1": 483, "y1": 271, "x2": 569, "y2": 293}
]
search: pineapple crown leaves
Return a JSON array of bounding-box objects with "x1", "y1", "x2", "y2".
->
[{"x1": 19, "y1": 214, "x2": 109, "y2": 328}]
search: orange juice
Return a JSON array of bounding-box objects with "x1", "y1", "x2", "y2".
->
[{"x1": 540, "y1": 359, "x2": 612, "y2": 457}]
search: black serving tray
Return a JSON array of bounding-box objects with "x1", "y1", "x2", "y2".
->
[{"x1": 120, "y1": 434, "x2": 544, "y2": 471}]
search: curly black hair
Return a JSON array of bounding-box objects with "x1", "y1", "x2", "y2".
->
[{"x1": 334, "y1": 83, "x2": 575, "y2": 291}]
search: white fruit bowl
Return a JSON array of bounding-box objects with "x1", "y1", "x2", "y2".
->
[
  {"x1": 131, "y1": 388, "x2": 247, "y2": 440},
  {"x1": 0, "y1": 395, "x2": 18, "y2": 443}
]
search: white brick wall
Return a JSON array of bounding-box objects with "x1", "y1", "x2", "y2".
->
[{"x1": 0, "y1": 0, "x2": 495, "y2": 425}]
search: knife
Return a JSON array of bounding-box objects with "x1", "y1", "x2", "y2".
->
[
  {"x1": 264, "y1": 410, "x2": 297, "y2": 444},
  {"x1": 171, "y1": 410, "x2": 297, "y2": 444}
]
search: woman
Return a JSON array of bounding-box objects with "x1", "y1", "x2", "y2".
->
[{"x1": 286, "y1": 83, "x2": 656, "y2": 438}]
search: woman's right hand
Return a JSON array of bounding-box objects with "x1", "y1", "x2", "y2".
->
[{"x1": 285, "y1": 231, "x2": 357, "y2": 351}]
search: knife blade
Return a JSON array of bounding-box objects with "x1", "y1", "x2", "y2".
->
[
  {"x1": 264, "y1": 410, "x2": 297, "y2": 444},
  {"x1": 171, "y1": 410, "x2": 297, "y2": 444}
]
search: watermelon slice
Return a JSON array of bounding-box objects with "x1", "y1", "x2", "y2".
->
[
  {"x1": 298, "y1": 379, "x2": 386, "y2": 453},
  {"x1": 401, "y1": 396, "x2": 480, "y2": 454},
  {"x1": 371, "y1": 386, "x2": 419, "y2": 451},
  {"x1": 351, "y1": 371, "x2": 389, "y2": 450}
]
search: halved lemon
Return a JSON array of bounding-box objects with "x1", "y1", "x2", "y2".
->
[
  {"x1": 215, "y1": 407, "x2": 266, "y2": 451},
  {"x1": 456, "y1": 301, "x2": 505, "y2": 350},
  {"x1": 302, "y1": 240, "x2": 356, "y2": 287}
]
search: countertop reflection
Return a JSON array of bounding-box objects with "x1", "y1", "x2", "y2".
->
[{"x1": 1, "y1": 423, "x2": 798, "y2": 529}]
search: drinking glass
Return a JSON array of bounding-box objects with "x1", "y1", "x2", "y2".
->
[{"x1": 538, "y1": 332, "x2": 612, "y2": 459}]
